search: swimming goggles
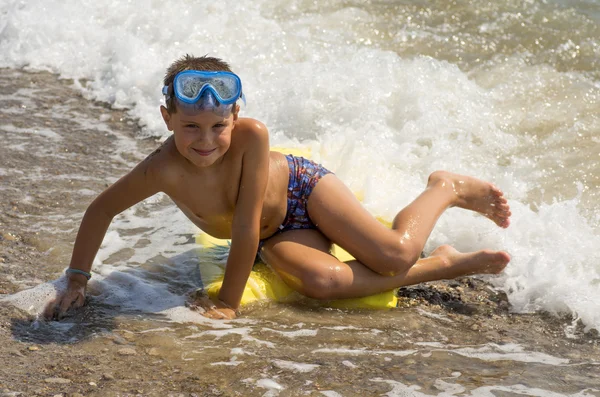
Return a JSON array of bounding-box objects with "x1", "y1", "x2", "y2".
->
[{"x1": 162, "y1": 70, "x2": 245, "y2": 115}]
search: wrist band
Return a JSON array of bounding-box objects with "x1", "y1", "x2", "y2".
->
[{"x1": 66, "y1": 268, "x2": 92, "y2": 280}]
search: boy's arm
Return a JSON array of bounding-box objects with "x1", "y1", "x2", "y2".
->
[
  {"x1": 67, "y1": 154, "x2": 162, "y2": 276},
  {"x1": 45, "y1": 150, "x2": 164, "y2": 318},
  {"x1": 217, "y1": 121, "x2": 270, "y2": 310}
]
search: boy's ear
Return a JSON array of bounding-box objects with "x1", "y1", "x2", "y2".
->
[
  {"x1": 232, "y1": 104, "x2": 240, "y2": 123},
  {"x1": 160, "y1": 105, "x2": 173, "y2": 131}
]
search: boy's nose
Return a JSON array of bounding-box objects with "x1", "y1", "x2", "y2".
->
[{"x1": 195, "y1": 130, "x2": 212, "y2": 142}]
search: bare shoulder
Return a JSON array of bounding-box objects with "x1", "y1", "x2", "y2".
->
[
  {"x1": 232, "y1": 118, "x2": 269, "y2": 149},
  {"x1": 139, "y1": 136, "x2": 181, "y2": 186}
]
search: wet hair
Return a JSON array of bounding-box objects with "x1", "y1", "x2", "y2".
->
[{"x1": 163, "y1": 54, "x2": 233, "y2": 113}]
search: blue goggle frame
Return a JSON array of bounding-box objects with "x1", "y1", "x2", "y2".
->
[{"x1": 162, "y1": 70, "x2": 244, "y2": 106}]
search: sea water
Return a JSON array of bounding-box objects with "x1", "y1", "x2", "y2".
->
[{"x1": 0, "y1": 0, "x2": 599, "y2": 394}]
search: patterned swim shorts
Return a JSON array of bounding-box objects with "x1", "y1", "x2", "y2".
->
[{"x1": 258, "y1": 154, "x2": 332, "y2": 251}]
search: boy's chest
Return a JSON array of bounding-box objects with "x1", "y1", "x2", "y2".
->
[{"x1": 167, "y1": 164, "x2": 242, "y2": 227}]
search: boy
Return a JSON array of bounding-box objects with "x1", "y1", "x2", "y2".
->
[{"x1": 44, "y1": 54, "x2": 511, "y2": 320}]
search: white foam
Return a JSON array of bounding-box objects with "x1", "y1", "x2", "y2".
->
[
  {"x1": 211, "y1": 357, "x2": 244, "y2": 366},
  {"x1": 313, "y1": 348, "x2": 417, "y2": 357},
  {"x1": 0, "y1": 278, "x2": 64, "y2": 315},
  {"x1": 256, "y1": 378, "x2": 284, "y2": 392},
  {"x1": 186, "y1": 327, "x2": 275, "y2": 347},
  {"x1": 321, "y1": 392, "x2": 344, "y2": 397},
  {"x1": 310, "y1": 342, "x2": 572, "y2": 367},
  {"x1": 415, "y1": 342, "x2": 570, "y2": 366},
  {"x1": 137, "y1": 327, "x2": 173, "y2": 334},
  {"x1": 1, "y1": 123, "x2": 62, "y2": 140},
  {"x1": 271, "y1": 359, "x2": 320, "y2": 373},
  {"x1": 447, "y1": 343, "x2": 569, "y2": 366},
  {"x1": 0, "y1": 272, "x2": 223, "y2": 327},
  {"x1": 322, "y1": 326, "x2": 362, "y2": 331},
  {"x1": 370, "y1": 378, "x2": 599, "y2": 397},
  {"x1": 262, "y1": 327, "x2": 318, "y2": 338},
  {"x1": 230, "y1": 347, "x2": 255, "y2": 356},
  {"x1": 342, "y1": 360, "x2": 358, "y2": 369}
]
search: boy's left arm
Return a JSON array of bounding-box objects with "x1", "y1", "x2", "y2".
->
[{"x1": 214, "y1": 121, "x2": 270, "y2": 317}]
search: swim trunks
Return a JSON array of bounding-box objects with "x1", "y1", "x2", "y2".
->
[{"x1": 258, "y1": 154, "x2": 332, "y2": 252}]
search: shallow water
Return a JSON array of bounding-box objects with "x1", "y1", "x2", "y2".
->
[{"x1": 1, "y1": 0, "x2": 600, "y2": 395}]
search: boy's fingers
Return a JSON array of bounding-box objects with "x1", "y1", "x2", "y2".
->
[
  {"x1": 202, "y1": 308, "x2": 228, "y2": 320},
  {"x1": 57, "y1": 297, "x2": 70, "y2": 319},
  {"x1": 74, "y1": 294, "x2": 85, "y2": 308},
  {"x1": 221, "y1": 309, "x2": 236, "y2": 320},
  {"x1": 213, "y1": 308, "x2": 235, "y2": 319},
  {"x1": 42, "y1": 299, "x2": 58, "y2": 320},
  {"x1": 42, "y1": 290, "x2": 86, "y2": 321},
  {"x1": 58, "y1": 292, "x2": 79, "y2": 318}
]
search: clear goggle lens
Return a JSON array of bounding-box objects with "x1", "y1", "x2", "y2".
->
[{"x1": 180, "y1": 91, "x2": 234, "y2": 117}]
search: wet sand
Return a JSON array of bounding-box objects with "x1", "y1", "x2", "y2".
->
[{"x1": 1, "y1": 69, "x2": 599, "y2": 396}]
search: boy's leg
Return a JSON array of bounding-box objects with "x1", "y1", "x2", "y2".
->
[
  {"x1": 307, "y1": 171, "x2": 511, "y2": 276},
  {"x1": 260, "y1": 229, "x2": 510, "y2": 300}
]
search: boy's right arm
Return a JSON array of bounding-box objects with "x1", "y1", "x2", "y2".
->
[{"x1": 43, "y1": 149, "x2": 165, "y2": 320}]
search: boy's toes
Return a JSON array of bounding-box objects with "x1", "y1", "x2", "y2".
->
[
  {"x1": 498, "y1": 205, "x2": 511, "y2": 214},
  {"x1": 494, "y1": 199, "x2": 510, "y2": 214},
  {"x1": 490, "y1": 185, "x2": 504, "y2": 196},
  {"x1": 497, "y1": 215, "x2": 510, "y2": 228},
  {"x1": 489, "y1": 211, "x2": 511, "y2": 228}
]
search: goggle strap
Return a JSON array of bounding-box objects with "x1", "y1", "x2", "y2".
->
[{"x1": 162, "y1": 84, "x2": 174, "y2": 99}]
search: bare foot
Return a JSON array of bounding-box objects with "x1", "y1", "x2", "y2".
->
[
  {"x1": 428, "y1": 170, "x2": 511, "y2": 228},
  {"x1": 430, "y1": 244, "x2": 510, "y2": 278}
]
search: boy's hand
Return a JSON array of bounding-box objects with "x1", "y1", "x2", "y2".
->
[
  {"x1": 202, "y1": 302, "x2": 237, "y2": 320},
  {"x1": 43, "y1": 276, "x2": 87, "y2": 320},
  {"x1": 186, "y1": 289, "x2": 237, "y2": 320}
]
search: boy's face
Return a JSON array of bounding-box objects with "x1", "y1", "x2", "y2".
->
[{"x1": 160, "y1": 103, "x2": 238, "y2": 168}]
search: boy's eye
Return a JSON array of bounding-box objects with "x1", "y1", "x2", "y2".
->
[
  {"x1": 185, "y1": 124, "x2": 198, "y2": 128},
  {"x1": 214, "y1": 123, "x2": 226, "y2": 128}
]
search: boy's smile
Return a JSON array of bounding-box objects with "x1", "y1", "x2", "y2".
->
[{"x1": 193, "y1": 148, "x2": 217, "y2": 156}]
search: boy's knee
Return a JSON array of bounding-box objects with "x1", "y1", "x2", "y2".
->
[
  {"x1": 372, "y1": 240, "x2": 421, "y2": 276},
  {"x1": 427, "y1": 170, "x2": 448, "y2": 183},
  {"x1": 301, "y1": 267, "x2": 346, "y2": 300}
]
